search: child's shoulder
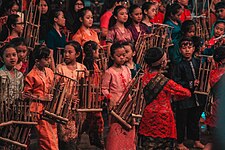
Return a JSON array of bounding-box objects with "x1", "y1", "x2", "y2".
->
[{"x1": 76, "y1": 62, "x2": 87, "y2": 70}]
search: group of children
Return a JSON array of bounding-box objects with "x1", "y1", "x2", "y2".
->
[{"x1": 1, "y1": 0, "x2": 225, "y2": 150}]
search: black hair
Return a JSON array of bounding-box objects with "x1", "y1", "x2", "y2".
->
[
  {"x1": 108, "y1": 41, "x2": 124, "y2": 67},
  {"x1": 49, "y1": 9, "x2": 63, "y2": 25},
  {"x1": 164, "y1": 3, "x2": 182, "y2": 23},
  {"x1": 9, "y1": 37, "x2": 27, "y2": 47},
  {"x1": 101, "y1": 0, "x2": 126, "y2": 16},
  {"x1": 6, "y1": 14, "x2": 20, "y2": 32},
  {"x1": 213, "y1": 20, "x2": 225, "y2": 30},
  {"x1": 77, "y1": 7, "x2": 92, "y2": 29},
  {"x1": 0, "y1": 43, "x2": 16, "y2": 59},
  {"x1": 28, "y1": 45, "x2": 50, "y2": 71},
  {"x1": 108, "y1": 5, "x2": 127, "y2": 29},
  {"x1": 142, "y1": 2, "x2": 156, "y2": 17},
  {"x1": 215, "y1": 1, "x2": 225, "y2": 11},
  {"x1": 144, "y1": 47, "x2": 164, "y2": 69},
  {"x1": 121, "y1": 41, "x2": 136, "y2": 62},
  {"x1": 126, "y1": 4, "x2": 141, "y2": 26},
  {"x1": 0, "y1": 0, "x2": 19, "y2": 16},
  {"x1": 70, "y1": 0, "x2": 85, "y2": 13},
  {"x1": 181, "y1": 20, "x2": 196, "y2": 36},
  {"x1": 179, "y1": 37, "x2": 193, "y2": 48},
  {"x1": 65, "y1": 40, "x2": 83, "y2": 63},
  {"x1": 83, "y1": 40, "x2": 98, "y2": 71},
  {"x1": 191, "y1": 36, "x2": 204, "y2": 53},
  {"x1": 213, "y1": 46, "x2": 225, "y2": 63}
]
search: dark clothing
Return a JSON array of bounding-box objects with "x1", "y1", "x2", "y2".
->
[
  {"x1": 65, "y1": 11, "x2": 80, "y2": 34},
  {"x1": 46, "y1": 28, "x2": 66, "y2": 63},
  {"x1": 39, "y1": 14, "x2": 51, "y2": 42},
  {"x1": 173, "y1": 57, "x2": 206, "y2": 109},
  {"x1": 127, "y1": 23, "x2": 150, "y2": 42},
  {"x1": 130, "y1": 63, "x2": 142, "y2": 78},
  {"x1": 176, "y1": 106, "x2": 204, "y2": 143}
]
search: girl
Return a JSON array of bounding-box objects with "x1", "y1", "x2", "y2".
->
[
  {"x1": 106, "y1": 5, "x2": 133, "y2": 56},
  {"x1": 83, "y1": 40, "x2": 104, "y2": 149},
  {"x1": 72, "y1": 7, "x2": 100, "y2": 46},
  {"x1": 37, "y1": 0, "x2": 52, "y2": 42},
  {"x1": 164, "y1": 3, "x2": 183, "y2": 64},
  {"x1": 102, "y1": 42, "x2": 135, "y2": 150},
  {"x1": 1, "y1": 14, "x2": 24, "y2": 42},
  {"x1": 9, "y1": 37, "x2": 28, "y2": 74},
  {"x1": 141, "y1": 2, "x2": 157, "y2": 28},
  {"x1": 181, "y1": 20, "x2": 196, "y2": 38},
  {"x1": 65, "y1": 0, "x2": 85, "y2": 34},
  {"x1": 56, "y1": 41, "x2": 87, "y2": 150},
  {"x1": 24, "y1": 45, "x2": 58, "y2": 150},
  {"x1": 122, "y1": 41, "x2": 141, "y2": 78},
  {"x1": 0, "y1": 0, "x2": 19, "y2": 17},
  {"x1": 46, "y1": 9, "x2": 66, "y2": 66},
  {"x1": 0, "y1": 43, "x2": 23, "y2": 103},
  {"x1": 127, "y1": 4, "x2": 149, "y2": 42},
  {"x1": 139, "y1": 47, "x2": 191, "y2": 150}
]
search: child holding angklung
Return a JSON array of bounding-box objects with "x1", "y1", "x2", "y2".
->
[
  {"x1": 82, "y1": 40, "x2": 104, "y2": 149},
  {"x1": 24, "y1": 45, "x2": 58, "y2": 150},
  {"x1": 138, "y1": 47, "x2": 191, "y2": 150},
  {"x1": 55, "y1": 41, "x2": 87, "y2": 150},
  {"x1": 172, "y1": 37, "x2": 206, "y2": 150},
  {"x1": 102, "y1": 42, "x2": 135, "y2": 150}
]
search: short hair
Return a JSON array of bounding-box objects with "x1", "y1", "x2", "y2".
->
[
  {"x1": 215, "y1": 2, "x2": 225, "y2": 11},
  {"x1": 214, "y1": 46, "x2": 225, "y2": 62},
  {"x1": 179, "y1": 37, "x2": 193, "y2": 48},
  {"x1": 144, "y1": 47, "x2": 164, "y2": 67}
]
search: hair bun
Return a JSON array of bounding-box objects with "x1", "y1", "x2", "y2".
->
[{"x1": 144, "y1": 47, "x2": 164, "y2": 65}]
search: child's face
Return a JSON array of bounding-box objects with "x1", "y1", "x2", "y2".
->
[
  {"x1": 171, "y1": 9, "x2": 182, "y2": 22},
  {"x1": 55, "y1": 11, "x2": 66, "y2": 27},
  {"x1": 130, "y1": 8, "x2": 142, "y2": 23},
  {"x1": 17, "y1": 45, "x2": 28, "y2": 62},
  {"x1": 64, "y1": 45, "x2": 78, "y2": 65},
  {"x1": 40, "y1": 0, "x2": 48, "y2": 14},
  {"x1": 178, "y1": 0, "x2": 189, "y2": 6},
  {"x1": 214, "y1": 22, "x2": 225, "y2": 37},
  {"x1": 81, "y1": 10, "x2": 93, "y2": 28},
  {"x1": 93, "y1": 46, "x2": 99, "y2": 59},
  {"x1": 116, "y1": 8, "x2": 128, "y2": 24},
  {"x1": 3, "y1": 47, "x2": 18, "y2": 68},
  {"x1": 112, "y1": 47, "x2": 126, "y2": 66},
  {"x1": 14, "y1": 17, "x2": 24, "y2": 35},
  {"x1": 217, "y1": 8, "x2": 225, "y2": 20},
  {"x1": 38, "y1": 56, "x2": 51, "y2": 68},
  {"x1": 124, "y1": 45, "x2": 134, "y2": 62},
  {"x1": 186, "y1": 25, "x2": 196, "y2": 38},
  {"x1": 145, "y1": 5, "x2": 157, "y2": 19},
  {"x1": 179, "y1": 41, "x2": 195, "y2": 59},
  {"x1": 74, "y1": 0, "x2": 84, "y2": 12}
]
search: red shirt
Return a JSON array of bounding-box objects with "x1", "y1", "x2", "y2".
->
[
  {"x1": 150, "y1": 12, "x2": 164, "y2": 23},
  {"x1": 139, "y1": 72, "x2": 191, "y2": 139},
  {"x1": 180, "y1": 8, "x2": 191, "y2": 22}
]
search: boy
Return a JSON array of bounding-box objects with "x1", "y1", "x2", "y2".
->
[
  {"x1": 216, "y1": 1, "x2": 225, "y2": 20},
  {"x1": 172, "y1": 37, "x2": 206, "y2": 150}
]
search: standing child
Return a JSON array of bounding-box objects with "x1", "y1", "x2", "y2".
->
[
  {"x1": 102, "y1": 42, "x2": 135, "y2": 150},
  {"x1": 55, "y1": 41, "x2": 87, "y2": 150},
  {"x1": 83, "y1": 40, "x2": 104, "y2": 149},
  {"x1": 138, "y1": 47, "x2": 191, "y2": 150},
  {"x1": 122, "y1": 41, "x2": 141, "y2": 78},
  {"x1": 173, "y1": 37, "x2": 206, "y2": 150},
  {"x1": 141, "y1": 2, "x2": 157, "y2": 28},
  {"x1": 164, "y1": 3, "x2": 183, "y2": 65},
  {"x1": 9, "y1": 37, "x2": 28, "y2": 74},
  {"x1": 181, "y1": 20, "x2": 196, "y2": 38},
  {"x1": 0, "y1": 43, "x2": 23, "y2": 103},
  {"x1": 24, "y1": 45, "x2": 58, "y2": 150}
]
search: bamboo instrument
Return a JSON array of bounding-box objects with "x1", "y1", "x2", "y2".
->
[{"x1": 42, "y1": 73, "x2": 78, "y2": 124}]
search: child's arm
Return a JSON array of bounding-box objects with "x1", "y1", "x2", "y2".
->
[
  {"x1": 24, "y1": 74, "x2": 34, "y2": 94},
  {"x1": 101, "y1": 71, "x2": 112, "y2": 100}
]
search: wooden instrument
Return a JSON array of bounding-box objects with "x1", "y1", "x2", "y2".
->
[
  {"x1": 42, "y1": 73, "x2": 78, "y2": 125},
  {"x1": 96, "y1": 45, "x2": 108, "y2": 72},
  {"x1": 194, "y1": 55, "x2": 213, "y2": 95},
  {"x1": 110, "y1": 71, "x2": 141, "y2": 130},
  {"x1": 0, "y1": 16, "x2": 7, "y2": 32},
  {"x1": 0, "y1": 76, "x2": 37, "y2": 148},
  {"x1": 56, "y1": 47, "x2": 64, "y2": 66},
  {"x1": 76, "y1": 70, "x2": 103, "y2": 112},
  {"x1": 23, "y1": 1, "x2": 41, "y2": 50}
]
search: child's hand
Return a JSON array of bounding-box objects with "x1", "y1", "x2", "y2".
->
[{"x1": 194, "y1": 80, "x2": 199, "y2": 87}]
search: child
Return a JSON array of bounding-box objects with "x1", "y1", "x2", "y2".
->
[
  {"x1": 181, "y1": 20, "x2": 196, "y2": 38},
  {"x1": 46, "y1": 9, "x2": 66, "y2": 66},
  {"x1": 176, "y1": 0, "x2": 191, "y2": 22},
  {"x1": 56, "y1": 41, "x2": 87, "y2": 150},
  {"x1": 141, "y1": 2, "x2": 157, "y2": 28},
  {"x1": 164, "y1": 3, "x2": 183, "y2": 64},
  {"x1": 172, "y1": 37, "x2": 206, "y2": 150},
  {"x1": 83, "y1": 40, "x2": 104, "y2": 149},
  {"x1": 24, "y1": 45, "x2": 58, "y2": 150},
  {"x1": 0, "y1": 43, "x2": 23, "y2": 103},
  {"x1": 215, "y1": 1, "x2": 225, "y2": 20},
  {"x1": 9, "y1": 37, "x2": 28, "y2": 74},
  {"x1": 72, "y1": 7, "x2": 100, "y2": 46},
  {"x1": 106, "y1": 5, "x2": 133, "y2": 56},
  {"x1": 101, "y1": 42, "x2": 135, "y2": 150},
  {"x1": 122, "y1": 41, "x2": 141, "y2": 78},
  {"x1": 138, "y1": 47, "x2": 191, "y2": 149},
  {"x1": 127, "y1": 4, "x2": 149, "y2": 42}
]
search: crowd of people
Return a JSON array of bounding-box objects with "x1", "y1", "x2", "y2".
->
[{"x1": 1, "y1": 0, "x2": 225, "y2": 150}]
